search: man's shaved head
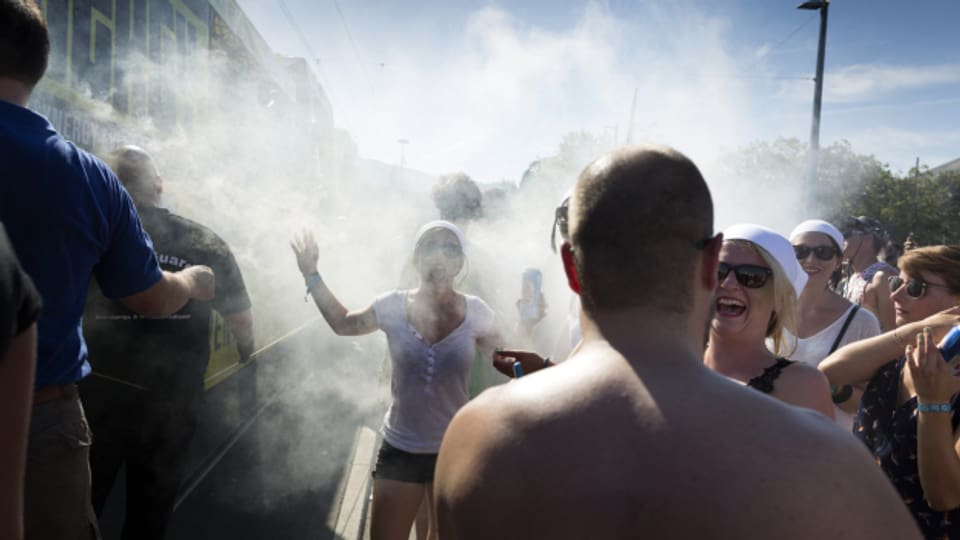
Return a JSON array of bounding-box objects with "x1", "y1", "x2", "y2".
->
[
  {"x1": 110, "y1": 145, "x2": 161, "y2": 206},
  {"x1": 569, "y1": 145, "x2": 714, "y2": 315}
]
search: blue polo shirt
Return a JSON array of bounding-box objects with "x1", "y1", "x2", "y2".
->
[{"x1": 0, "y1": 99, "x2": 162, "y2": 388}]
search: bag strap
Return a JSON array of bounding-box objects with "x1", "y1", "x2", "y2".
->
[{"x1": 828, "y1": 305, "x2": 860, "y2": 354}]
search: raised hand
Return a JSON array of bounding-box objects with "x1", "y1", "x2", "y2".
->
[
  {"x1": 290, "y1": 229, "x2": 319, "y2": 277},
  {"x1": 907, "y1": 327, "x2": 960, "y2": 404},
  {"x1": 920, "y1": 306, "x2": 960, "y2": 342}
]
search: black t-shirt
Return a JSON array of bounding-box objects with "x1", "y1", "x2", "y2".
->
[
  {"x1": 0, "y1": 223, "x2": 42, "y2": 361},
  {"x1": 83, "y1": 207, "x2": 251, "y2": 399}
]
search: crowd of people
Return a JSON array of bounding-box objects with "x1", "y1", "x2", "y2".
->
[{"x1": 3, "y1": 1, "x2": 960, "y2": 540}]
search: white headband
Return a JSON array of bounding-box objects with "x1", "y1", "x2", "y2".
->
[
  {"x1": 789, "y1": 219, "x2": 845, "y2": 252},
  {"x1": 723, "y1": 223, "x2": 808, "y2": 298},
  {"x1": 413, "y1": 220, "x2": 466, "y2": 253}
]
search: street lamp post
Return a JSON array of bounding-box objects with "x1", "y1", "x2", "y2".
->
[{"x1": 797, "y1": 0, "x2": 829, "y2": 215}]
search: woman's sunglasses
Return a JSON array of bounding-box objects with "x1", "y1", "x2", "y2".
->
[
  {"x1": 718, "y1": 262, "x2": 773, "y2": 289},
  {"x1": 417, "y1": 242, "x2": 463, "y2": 259},
  {"x1": 793, "y1": 244, "x2": 838, "y2": 261},
  {"x1": 889, "y1": 275, "x2": 952, "y2": 299}
]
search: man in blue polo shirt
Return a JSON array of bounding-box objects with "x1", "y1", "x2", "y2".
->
[{"x1": 0, "y1": 2, "x2": 216, "y2": 539}]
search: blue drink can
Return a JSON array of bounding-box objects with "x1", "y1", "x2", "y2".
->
[
  {"x1": 519, "y1": 268, "x2": 542, "y2": 321},
  {"x1": 938, "y1": 325, "x2": 960, "y2": 362}
]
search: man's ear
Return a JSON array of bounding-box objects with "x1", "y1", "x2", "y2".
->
[
  {"x1": 560, "y1": 242, "x2": 581, "y2": 294},
  {"x1": 701, "y1": 234, "x2": 722, "y2": 292}
]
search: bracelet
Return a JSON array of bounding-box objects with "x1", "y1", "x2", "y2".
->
[
  {"x1": 304, "y1": 272, "x2": 322, "y2": 302},
  {"x1": 831, "y1": 384, "x2": 853, "y2": 404},
  {"x1": 917, "y1": 402, "x2": 953, "y2": 414}
]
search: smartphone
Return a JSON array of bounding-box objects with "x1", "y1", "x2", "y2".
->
[
  {"x1": 520, "y1": 268, "x2": 542, "y2": 321},
  {"x1": 939, "y1": 325, "x2": 960, "y2": 362}
]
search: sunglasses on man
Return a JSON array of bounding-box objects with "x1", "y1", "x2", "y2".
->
[
  {"x1": 889, "y1": 275, "x2": 952, "y2": 299},
  {"x1": 793, "y1": 244, "x2": 838, "y2": 261},
  {"x1": 718, "y1": 262, "x2": 773, "y2": 289}
]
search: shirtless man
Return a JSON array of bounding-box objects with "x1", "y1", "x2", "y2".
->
[
  {"x1": 840, "y1": 216, "x2": 897, "y2": 331},
  {"x1": 434, "y1": 145, "x2": 920, "y2": 540}
]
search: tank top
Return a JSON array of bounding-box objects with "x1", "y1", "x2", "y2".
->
[{"x1": 746, "y1": 358, "x2": 795, "y2": 394}]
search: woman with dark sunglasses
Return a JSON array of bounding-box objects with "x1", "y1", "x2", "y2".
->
[
  {"x1": 291, "y1": 220, "x2": 501, "y2": 540},
  {"x1": 820, "y1": 246, "x2": 960, "y2": 537},
  {"x1": 786, "y1": 220, "x2": 882, "y2": 429},
  {"x1": 704, "y1": 224, "x2": 835, "y2": 419}
]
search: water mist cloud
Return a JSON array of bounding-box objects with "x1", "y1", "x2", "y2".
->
[{"x1": 334, "y1": 2, "x2": 762, "y2": 183}]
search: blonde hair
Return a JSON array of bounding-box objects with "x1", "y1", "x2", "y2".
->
[{"x1": 731, "y1": 240, "x2": 799, "y2": 357}]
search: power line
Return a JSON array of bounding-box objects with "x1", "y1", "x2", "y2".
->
[
  {"x1": 275, "y1": 0, "x2": 355, "y2": 131},
  {"x1": 331, "y1": 0, "x2": 376, "y2": 95},
  {"x1": 742, "y1": 12, "x2": 818, "y2": 78},
  {"x1": 277, "y1": 0, "x2": 330, "y2": 87}
]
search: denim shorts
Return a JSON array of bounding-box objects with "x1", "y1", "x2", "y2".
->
[{"x1": 371, "y1": 440, "x2": 438, "y2": 484}]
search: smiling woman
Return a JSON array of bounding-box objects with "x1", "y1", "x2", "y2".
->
[
  {"x1": 818, "y1": 245, "x2": 960, "y2": 537},
  {"x1": 704, "y1": 223, "x2": 836, "y2": 419},
  {"x1": 786, "y1": 219, "x2": 881, "y2": 429}
]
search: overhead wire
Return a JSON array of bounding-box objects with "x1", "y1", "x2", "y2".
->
[
  {"x1": 331, "y1": 0, "x2": 377, "y2": 96},
  {"x1": 276, "y1": 0, "x2": 356, "y2": 131},
  {"x1": 742, "y1": 11, "x2": 819, "y2": 80}
]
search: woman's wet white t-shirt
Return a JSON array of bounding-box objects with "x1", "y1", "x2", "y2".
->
[{"x1": 374, "y1": 290, "x2": 495, "y2": 453}]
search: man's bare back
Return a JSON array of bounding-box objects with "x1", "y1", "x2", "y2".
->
[
  {"x1": 434, "y1": 145, "x2": 920, "y2": 540},
  {"x1": 436, "y1": 339, "x2": 920, "y2": 539}
]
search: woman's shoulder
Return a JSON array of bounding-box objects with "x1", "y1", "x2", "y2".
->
[
  {"x1": 462, "y1": 293, "x2": 493, "y2": 310},
  {"x1": 372, "y1": 289, "x2": 408, "y2": 318},
  {"x1": 462, "y1": 293, "x2": 496, "y2": 326},
  {"x1": 781, "y1": 359, "x2": 831, "y2": 391},
  {"x1": 374, "y1": 289, "x2": 406, "y2": 304},
  {"x1": 848, "y1": 304, "x2": 881, "y2": 333}
]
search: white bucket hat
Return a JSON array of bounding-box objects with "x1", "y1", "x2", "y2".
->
[{"x1": 723, "y1": 223, "x2": 808, "y2": 298}]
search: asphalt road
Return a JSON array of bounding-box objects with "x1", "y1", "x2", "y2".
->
[{"x1": 96, "y1": 326, "x2": 386, "y2": 540}]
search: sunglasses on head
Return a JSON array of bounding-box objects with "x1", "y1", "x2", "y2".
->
[
  {"x1": 718, "y1": 262, "x2": 773, "y2": 289},
  {"x1": 889, "y1": 275, "x2": 951, "y2": 299},
  {"x1": 794, "y1": 244, "x2": 838, "y2": 261}
]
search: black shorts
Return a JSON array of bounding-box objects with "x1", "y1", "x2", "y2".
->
[{"x1": 371, "y1": 440, "x2": 438, "y2": 484}]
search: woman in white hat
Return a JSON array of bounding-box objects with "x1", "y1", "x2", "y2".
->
[
  {"x1": 787, "y1": 219, "x2": 881, "y2": 428},
  {"x1": 704, "y1": 224, "x2": 835, "y2": 418},
  {"x1": 292, "y1": 220, "x2": 500, "y2": 540}
]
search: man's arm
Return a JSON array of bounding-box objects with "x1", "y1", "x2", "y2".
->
[
  {"x1": 0, "y1": 324, "x2": 36, "y2": 540},
  {"x1": 118, "y1": 265, "x2": 214, "y2": 318},
  {"x1": 869, "y1": 270, "x2": 896, "y2": 332},
  {"x1": 224, "y1": 309, "x2": 254, "y2": 362}
]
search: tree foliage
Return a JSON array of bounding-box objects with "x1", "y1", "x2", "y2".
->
[{"x1": 719, "y1": 137, "x2": 960, "y2": 247}]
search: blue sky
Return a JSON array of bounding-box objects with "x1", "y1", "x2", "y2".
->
[{"x1": 236, "y1": 0, "x2": 960, "y2": 182}]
